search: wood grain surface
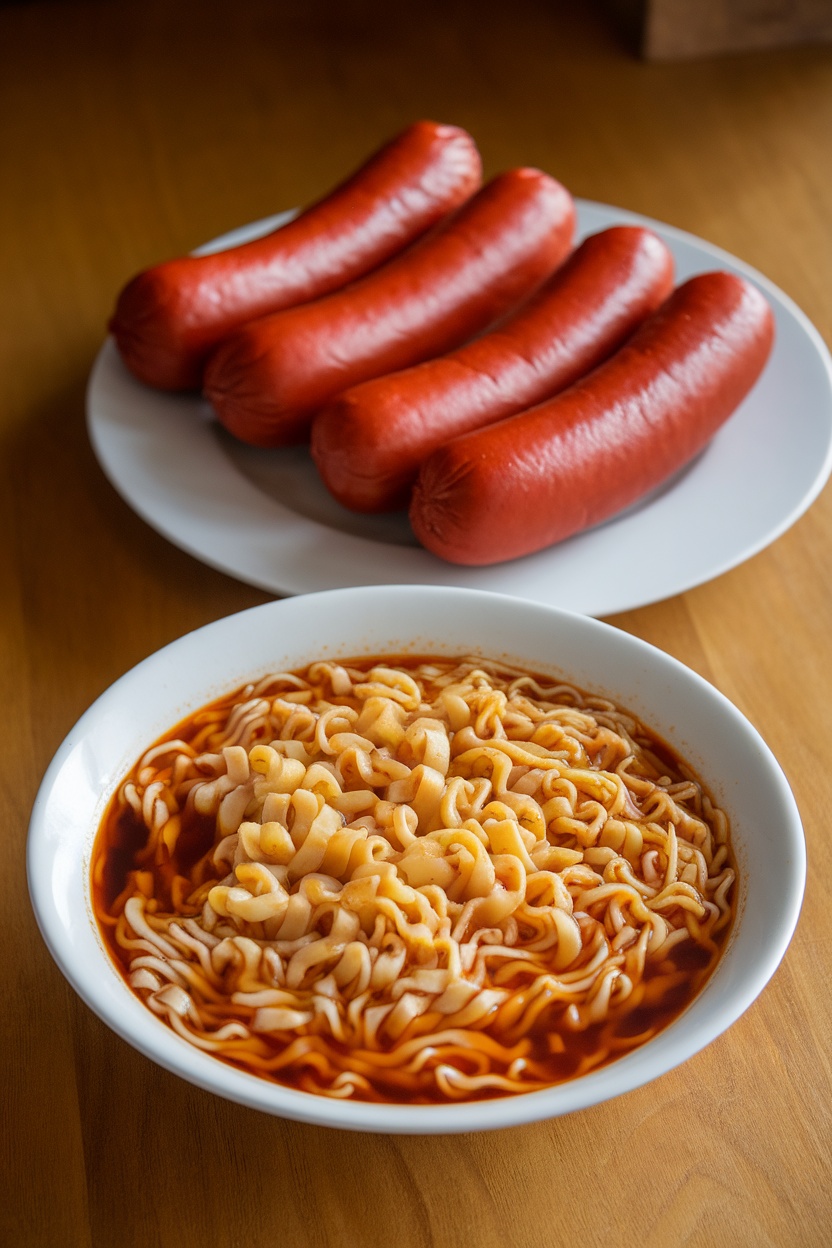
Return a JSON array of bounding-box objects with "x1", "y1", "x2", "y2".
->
[{"x1": 2, "y1": 2, "x2": 831, "y2": 1245}]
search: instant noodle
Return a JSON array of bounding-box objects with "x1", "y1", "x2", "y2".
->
[{"x1": 92, "y1": 655, "x2": 735, "y2": 1104}]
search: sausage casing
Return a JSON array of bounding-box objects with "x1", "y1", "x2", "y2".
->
[
  {"x1": 203, "y1": 168, "x2": 577, "y2": 447},
  {"x1": 409, "y1": 271, "x2": 775, "y2": 565},
  {"x1": 109, "y1": 120, "x2": 483, "y2": 390},
  {"x1": 311, "y1": 225, "x2": 674, "y2": 511}
]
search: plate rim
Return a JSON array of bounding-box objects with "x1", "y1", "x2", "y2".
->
[{"x1": 87, "y1": 199, "x2": 832, "y2": 616}]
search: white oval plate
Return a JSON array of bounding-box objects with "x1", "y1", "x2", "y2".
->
[
  {"x1": 27, "y1": 586, "x2": 805, "y2": 1133},
  {"x1": 87, "y1": 202, "x2": 832, "y2": 617}
]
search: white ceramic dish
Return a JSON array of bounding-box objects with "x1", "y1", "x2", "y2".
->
[
  {"x1": 87, "y1": 201, "x2": 832, "y2": 618},
  {"x1": 27, "y1": 585, "x2": 805, "y2": 1133}
]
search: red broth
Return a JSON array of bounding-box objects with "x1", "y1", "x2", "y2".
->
[{"x1": 91, "y1": 655, "x2": 735, "y2": 1103}]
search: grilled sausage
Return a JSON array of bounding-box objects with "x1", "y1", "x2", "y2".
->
[
  {"x1": 109, "y1": 120, "x2": 483, "y2": 390},
  {"x1": 311, "y1": 225, "x2": 674, "y2": 511},
  {"x1": 203, "y1": 168, "x2": 576, "y2": 447},
  {"x1": 409, "y1": 271, "x2": 775, "y2": 565}
]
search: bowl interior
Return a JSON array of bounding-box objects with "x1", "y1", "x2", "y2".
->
[{"x1": 27, "y1": 585, "x2": 805, "y2": 1132}]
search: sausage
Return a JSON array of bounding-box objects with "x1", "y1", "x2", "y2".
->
[
  {"x1": 409, "y1": 271, "x2": 775, "y2": 566},
  {"x1": 203, "y1": 168, "x2": 576, "y2": 448},
  {"x1": 109, "y1": 120, "x2": 483, "y2": 390},
  {"x1": 310, "y1": 225, "x2": 675, "y2": 512}
]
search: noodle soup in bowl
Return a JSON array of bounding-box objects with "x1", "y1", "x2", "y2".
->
[{"x1": 27, "y1": 586, "x2": 804, "y2": 1133}]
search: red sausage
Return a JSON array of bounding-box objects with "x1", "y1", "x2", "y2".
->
[
  {"x1": 409, "y1": 271, "x2": 775, "y2": 566},
  {"x1": 109, "y1": 121, "x2": 483, "y2": 391},
  {"x1": 203, "y1": 169, "x2": 576, "y2": 448},
  {"x1": 311, "y1": 226, "x2": 675, "y2": 512}
]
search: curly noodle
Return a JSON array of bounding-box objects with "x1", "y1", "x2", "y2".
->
[{"x1": 91, "y1": 656, "x2": 735, "y2": 1103}]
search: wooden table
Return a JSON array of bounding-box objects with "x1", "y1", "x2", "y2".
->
[{"x1": 3, "y1": 2, "x2": 831, "y2": 1244}]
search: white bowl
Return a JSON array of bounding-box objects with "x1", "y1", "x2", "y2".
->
[{"x1": 27, "y1": 586, "x2": 805, "y2": 1133}]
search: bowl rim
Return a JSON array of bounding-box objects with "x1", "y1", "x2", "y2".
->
[{"x1": 26, "y1": 585, "x2": 806, "y2": 1133}]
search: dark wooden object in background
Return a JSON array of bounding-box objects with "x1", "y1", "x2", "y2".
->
[{"x1": 607, "y1": 0, "x2": 832, "y2": 58}]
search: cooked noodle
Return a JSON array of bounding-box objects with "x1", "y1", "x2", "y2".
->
[{"x1": 91, "y1": 656, "x2": 735, "y2": 1103}]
